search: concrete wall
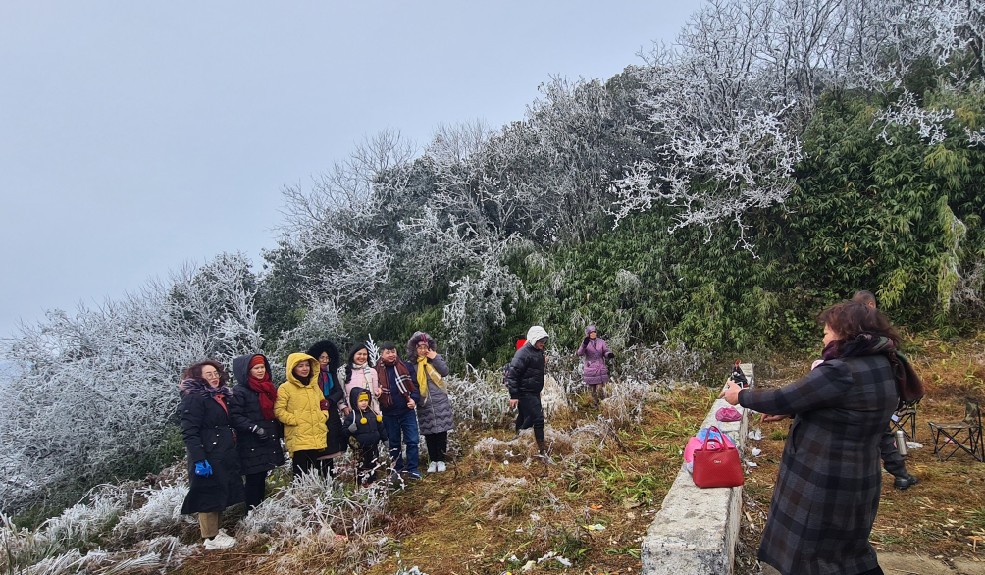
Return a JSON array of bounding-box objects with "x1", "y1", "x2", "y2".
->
[{"x1": 641, "y1": 364, "x2": 753, "y2": 575}]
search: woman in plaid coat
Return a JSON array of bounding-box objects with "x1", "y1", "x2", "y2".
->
[{"x1": 722, "y1": 301, "x2": 901, "y2": 575}]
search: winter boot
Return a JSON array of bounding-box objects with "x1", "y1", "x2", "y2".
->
[{"x1": 535, "y1": 439, "x2": 552, "y2": 464}]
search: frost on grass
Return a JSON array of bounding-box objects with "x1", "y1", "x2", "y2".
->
[
  {"x1": 113, "y1": 481, "x2": 192, "y2": 544},
  {"x1": 472, "y1": 428, "x2": 573, "y2": 464},
  {"x1": 476, "y1": 477, "x2": 532, "y2": 520},
  {"x1": 240, "y1": 471, "x2": 389, "y2": 549},
  {"x1": 41, "y1": 483, "x2": 129, "y2": 552}
]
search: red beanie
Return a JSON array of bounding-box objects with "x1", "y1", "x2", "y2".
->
[{"x1": 249, "y1": 355, "x2": 265, "y2": 369}]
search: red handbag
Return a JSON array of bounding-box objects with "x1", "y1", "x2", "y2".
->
[{"x1": 691, "y1": 425, "x2": 744, "y2": 488}]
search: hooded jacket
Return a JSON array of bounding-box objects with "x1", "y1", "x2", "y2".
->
[
  {"x1": 229, "y1": 354, "x2": 285, "y2": 475},
  {"x1": 343, "y1": 386, "x2": 383, "y2": 447},
  {"x1": 576, "y1": 324, "x2": 611, "y2": 386},
  {"x1": 307, "y1": 340, "x2": 346, "y2": 456},
  {"x1": 275, "y1": 352, "x2": 328, "y2": 455},
  {"x1": 505, "y1": 326, "x2": 548, "y2": 398}
]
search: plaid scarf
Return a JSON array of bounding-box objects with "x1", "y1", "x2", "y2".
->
[{"x1": 375, "y1": 359, "x2": 415, "y2": 409}]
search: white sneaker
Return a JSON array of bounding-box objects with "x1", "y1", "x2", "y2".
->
[
  {"x1": 427, "y1": 461, "x2": 438, "y2": 473},
  {"x1": 204, "y1": 529, "x2": 236, "y2": 550},
  {"x1": 436, "y1": 461, "x2": 446, "y2": 472}
]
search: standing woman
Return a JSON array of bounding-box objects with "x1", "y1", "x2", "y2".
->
[
  {"x1": 229, "y1": 354, "x2": 285, "y2": 511},
  {"x1": 307, "y1": 340, "x2": 347, "y2": 474},
  {"x1": 576, "y1": 324, "x2": 613, "y2": 406},
  {"x1": 275, "y1": 353, "x2": 329, "y2": 479},
  {"x1": 406, "y1": 332, "x2": 453, "y2": 473},
  {"x1": 721, "y1": 301, "x2": 901, "y2": 575},
  {"x1": 343, "y1": 343, "x2": 381, "y2": 414},
  {"x1": 179, "y1": 360, "x2": 242, "y2": 550}
]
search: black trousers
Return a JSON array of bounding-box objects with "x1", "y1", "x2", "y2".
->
[
  {"x1": 515, "y1": 394, "x2": 545, "y2": 443},
  {"x1": 292, "y1": 449, "x2": 331, "y2": 479},
  {"x1": 243, "y1": 471, "x2": 268, "y2": 510},
  {"x1": 357, "y1": 443, "x2": 381, "y2": 484},
  {"x1": 880, "y1": 430, "x2": 909, "y2": 478},
  {"x1": 424, "y1": 431, "x2": 448, "y2": 462}
]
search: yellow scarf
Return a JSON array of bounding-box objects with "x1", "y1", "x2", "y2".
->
[{"x1": 416, "y1": 356, "x2": 444, "y2": 398}]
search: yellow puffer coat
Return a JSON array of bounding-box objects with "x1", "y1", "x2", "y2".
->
[{"x1": 275, "y1": 353, "x2": 328, "y2": 455}]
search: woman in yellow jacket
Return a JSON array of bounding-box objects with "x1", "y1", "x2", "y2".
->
[{"x1": 275, "y1": 352, "x2": 329, "y2": 479}]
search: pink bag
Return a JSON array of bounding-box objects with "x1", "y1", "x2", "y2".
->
[
  {"x1": 684, "y1": 427, "x2": 735, "y2": 463},
  {"x1": 715, "y1": 406, "x2": 742, "y2": 422}
]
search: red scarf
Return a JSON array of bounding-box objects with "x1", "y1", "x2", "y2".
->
[{"x1": 248, "y1": 374, "x2": 278, "y2": 420}]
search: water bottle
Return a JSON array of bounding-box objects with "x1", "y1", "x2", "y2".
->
[{"x1": 895, "y1": 430, "x2": 908, "y2": 456}]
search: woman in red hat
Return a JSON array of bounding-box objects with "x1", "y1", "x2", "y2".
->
[{"x1": 229, "y1": 354, "x2": 284, "y2": 511}]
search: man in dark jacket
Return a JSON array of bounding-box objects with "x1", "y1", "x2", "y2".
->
[
  {"x1": 506, "y1": 325, "x2": 550, "y2": 461},
  {"x1": 853, "y1": 290, "x2": 919, "y2": 490},
  {"x1": 375, "y1": 342, "x2": 422, "y2": 481}
]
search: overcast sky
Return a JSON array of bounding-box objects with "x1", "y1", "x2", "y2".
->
[{"x1": 0, "y1": 1, "x2": 703, "y2": 340}]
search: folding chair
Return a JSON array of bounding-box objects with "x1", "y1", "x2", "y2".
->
[
  {"x1": 927, "y1": 398, "x2": 984, "y2": 462},
  {"x1": 889, "y1": 399, "x2": 920, "y2": 441}
]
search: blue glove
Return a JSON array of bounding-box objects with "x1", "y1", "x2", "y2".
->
[{"x1": 194, "y1": 460, "x2": 213, "y2": 477}]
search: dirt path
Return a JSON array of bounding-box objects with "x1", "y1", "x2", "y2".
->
[
  {"x1": 879, "y1": 553, "x2": 985, "y2": 575},
  {"x1": 758, "y1": 553, "x2": 985, "y2": 574}
]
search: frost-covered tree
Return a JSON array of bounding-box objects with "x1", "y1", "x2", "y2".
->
[
  {"x1": 271, "y1": 130, "x2": 415, "y2": 340},
  {"x1": 0, "y1": 253, "x2": 261, "y2": 514},
  {"x1": 610, "y1": 0, "x2": 984, "y2": 245}
]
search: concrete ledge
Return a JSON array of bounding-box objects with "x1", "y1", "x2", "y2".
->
[{"x1": 641, "y1": 364, "x2": 753, "y2": 575}]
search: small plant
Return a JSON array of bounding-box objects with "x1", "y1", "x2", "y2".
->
[{"x1": 769, "y1": 429, "x2": 787, "y2": 441}]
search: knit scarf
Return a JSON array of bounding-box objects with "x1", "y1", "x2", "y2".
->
[
  {"x1": 178, "y1": 377, "x2": 229, "y2": 414},
  {"x1": 248, "y1": 373, "x2": 278, "y2": 420},
  {"x1": 416, "y1": 356, "x2": 445, "y2": 399},
  {"x1": 821, "y1": 334, "x2": 925, "y2": 402},
  {"x1": 319, "y1": 370, "x2": 340, "y2": 406},
  {"x1": 376, "y1": 359, "x2": 414, "y2": 409}
]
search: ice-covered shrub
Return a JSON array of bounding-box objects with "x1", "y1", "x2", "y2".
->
[
  {"x1": 445, "y1": 364, "x2": 510, "y2": 426},
  {"x1": 239, "y1": 472, "x2": 389, "y2": 549},
  {"x1": 0, "y1": 513, "x2": 59, "y2": 574},
  {"x1": 112, "y1": 481, "x2": 191, "y2": 544},
  {"x1": 40, "y1": 484, "x2": 128, "y2": 553}
]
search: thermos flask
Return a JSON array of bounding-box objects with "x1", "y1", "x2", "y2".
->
[{"x1": 895, "y1": 430, "x2": 908, "y2": 455}]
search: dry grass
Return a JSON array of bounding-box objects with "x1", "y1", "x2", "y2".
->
[
  {"x1": 166, "y1": 332, "x2": 985, "y2": 574},
  {"x1": 166, "y1": 386, "x2": 714, "y2": 575}
]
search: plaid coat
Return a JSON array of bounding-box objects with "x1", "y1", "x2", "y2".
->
[{"x1": 739, "y1": 353, "x2": 898, "y2": 575}]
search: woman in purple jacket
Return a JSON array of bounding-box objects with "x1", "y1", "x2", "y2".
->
[{"x1": 576, "y1": 324, "x2": 613, "y2": 406}]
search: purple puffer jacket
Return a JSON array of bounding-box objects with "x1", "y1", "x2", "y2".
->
[{"x1": 576, "y1": 325, "x2": 611, "y2": 386}]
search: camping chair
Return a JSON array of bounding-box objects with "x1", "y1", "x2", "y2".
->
[
  {"x1": 927, "y1": 398, "x2": 984, "y2": 462},
  {"x1": 889, "y1": 398, "x2": 920, "y2": 441}
]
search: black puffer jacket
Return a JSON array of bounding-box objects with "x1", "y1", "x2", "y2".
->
[
  {"x1": 229, "y1": 354, "x2": 285, "y2": 475},
  {"x1": 179, "y1": 386, "x2": 243, "y2": 514},
  {"x1": 506, "y1": 343, "x2": 546, "y2": 399},
  {"x1": 343, "y1": 387, "x2": 383, "y2": 447}
]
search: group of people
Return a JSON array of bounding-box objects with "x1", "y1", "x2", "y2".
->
[
  {"x1": 177, "y1": 332, "x2": 454, "y2": 549},
  {"x1": 721, "y1": 291, "x2": 922, "y2": 575},
  {"x1": 177, "y1": 299, "x2": 913, "y2": 574}
]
